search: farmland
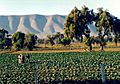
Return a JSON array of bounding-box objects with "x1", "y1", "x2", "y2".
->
[{"x1": 0, "y1": 52, "x2": 120, "y2": 84}]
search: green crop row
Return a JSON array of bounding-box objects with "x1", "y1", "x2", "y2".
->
[{"x1": 0, "y1": 51, "x2": 120, "y2": 83}]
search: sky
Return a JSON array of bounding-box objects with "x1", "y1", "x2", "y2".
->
[{"x1": 0, "y1": 0, "x2": 120, "y2": 18}]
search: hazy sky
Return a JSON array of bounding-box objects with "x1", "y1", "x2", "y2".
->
[{"x1": 0, "y1": 0, "x2": 119, "y2": 18}]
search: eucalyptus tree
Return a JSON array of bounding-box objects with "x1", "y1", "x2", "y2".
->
[
  {"x1": 64, "y1": 5, "x2": 94, "y2": 50},
  {"x1": 64, "y1": 6, "x2": 120, "y2": 51},
  {"x1": 112, "y1": 17, "x2": 120, "y2": 46},
  {"x1": 64, "y1": 6, "x2": 92, "y2": 41},
  {"x1": 94, "y1": 8, "x2": 114, "y2": 50}
]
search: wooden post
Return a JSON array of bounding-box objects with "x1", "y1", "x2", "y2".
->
[
  {"x1": 100, "y1": 63, "x2": 106, "y2": 84},
  {"x1": 30, "y1": 61, "x2": 38, "y2": 84},
  {"x1": 34, "y1": 67, "x2": 38, "y2": 84},
  {"x1": 34, "y1": 63, "x2": 38, "y2": 84}
]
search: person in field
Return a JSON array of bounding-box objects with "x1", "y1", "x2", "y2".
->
[
  {"x1": 26, "y1": 53, "x2": 30, "y2": 62},
  {"x1": 22, "y1": 55, "x2": 25, "y2": 63},
  {"x1": 18, "y1": 54, "x2": 22, "y2": 64},
  {"x1": 18, "y1": 53, "x2": 25, "y2": 64}
]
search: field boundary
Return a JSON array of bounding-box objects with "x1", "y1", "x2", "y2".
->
[{"x1": 1, "y1": 47, "x2": 120, "y2": 54}]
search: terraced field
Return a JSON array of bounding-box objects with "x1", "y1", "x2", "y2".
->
[{"x1": 0, "y1": 52, "x2": 120, "y2": 83}]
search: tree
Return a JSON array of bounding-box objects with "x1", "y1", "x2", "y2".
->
[
  {"x1": 112, "y1": 17, "x2": 120, "y2": 46},
  {"x1": 85, "y1": 36, "x2": 95, "y2": 51},
  {"x1": 0, "y1": 29, "x2": 8, "y2": 39},
  {"x1": 51, "y1": 32, "x2": 64, "y2": 45},
  {"x1": 12, "y1": 32, "x2": 25, "y2": 50},
  {"x1": 60, "y1": 37, "x2": 71, "y2": 46},
  {"x1": 64, "y1": 5, "x2": 120, "y2": 51},
  {"x1": 94, "y1": 8, "x2": 114, "y2": 50},
  {"x1": 46, "y1": 35, "x2": 55, "y2": 46},
  {"x1": 64, "y1": 5, "x2": 94, "y2": 50},
  {"x1": 24, "y1": 34, "x2": 37, "y2": 50},
  {"x1": 0, "y1": 29, "x2": 12, "y2": 49},
  {"x1": 4, "y1": 38, "x2": 12, "y2": 49},
  {"x1": 0, "y1": 38, "x2": 5, "y2": 49},
  {"x1": 64, "y1": 6, "x2": 94, "y2": 40}
]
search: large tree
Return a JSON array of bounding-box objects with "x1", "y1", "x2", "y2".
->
[
  {"x1": 112, "y1": 17, "x2": 120, "y2": 46},
  {"x1": 24, "y1": 34, "x2": 37, "y2": 50},
  {"x1": 64, "y1": 6, "x2": 94, "y2": 41},
  {"x1": 12, "y1": 32, "x2": 25, "y2": 50},
  {"x1": 64, "y1": 6, "x2": 120, "y2": 51},
  {"x1": 64, "y1": 6, "x2": 84, "y2": 41},
  {"x1": 0, "y1": 29, "x2": 12, "y2": 49},
  {"x1": 94, "y1": 8, "x2": 117, "y2": 50},
  {"x1": 12, "y1": 32, "x2": 37, "y2": 51},
  {"x1": 64, "y1": 6, "x2": 94, "y2": 50}
]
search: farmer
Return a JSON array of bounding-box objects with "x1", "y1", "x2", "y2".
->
[
  {"x1": 26, "y1": 53, "x2": 30, "y2": 62},
  {"x1": 18, "y1": 54, "x2": 23, "y2": 64},
  {"x1": 22, "y1": 55, "x2": 25, "y2": 63},
  {"x1": 26, "y1": 53, "x2": 30, "y2": 60}
]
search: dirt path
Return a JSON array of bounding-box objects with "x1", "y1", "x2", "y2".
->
[{"x1": 0, "y1": 49, "x2": 84, "y2": 54}]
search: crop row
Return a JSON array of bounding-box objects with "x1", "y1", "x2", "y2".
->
[{"x1": 0, "y1": 52, "x2": 120, "y2": 83}]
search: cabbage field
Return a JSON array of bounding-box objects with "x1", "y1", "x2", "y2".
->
[{"x1": 0, "y1": 52, "x2": 120, "y2": 84}]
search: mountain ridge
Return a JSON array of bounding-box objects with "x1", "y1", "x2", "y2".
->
[
  {"x1": 0, "y1": 14, "x2": 66, "y2": 38},
  {"x1": 0, "y1": 14, "x2": 97, "y2": 38}
]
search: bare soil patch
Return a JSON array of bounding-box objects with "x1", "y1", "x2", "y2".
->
[{"x1": 0, "y1": 42, "x2": 120, "y2": 54}]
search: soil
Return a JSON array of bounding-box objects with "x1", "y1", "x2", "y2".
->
[
  {"x1": 1, "y1": 47, "x2": 120, "y2": 54},
  {"x1": 0, "y1": 42, "x2": 120, "y2": 54}
]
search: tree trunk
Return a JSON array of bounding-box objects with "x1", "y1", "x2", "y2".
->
[
  {"x1": 101, "y1": 45, "x2": 104, "y2": 51},
  {"x1": 115, "y1": 38, "x2": 117, "y2": 46},
  {"x1": 89, "y1": 44, "x2": 92, "y2": 51}
]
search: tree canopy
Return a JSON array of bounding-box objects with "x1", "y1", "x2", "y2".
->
[
  {"x1": 63, "y1": 5, "x2": 120, "y2": 51},
  {"x1": 12, "y1": 32, "x2": 37, "y2": 51},
  {"x1": 0, "y1": 29, "x2": 11, "y2": 49},
  {"x1": 64, "y1": 6, "x2": 93, "y2": 42}
]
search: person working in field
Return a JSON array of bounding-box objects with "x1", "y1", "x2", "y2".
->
[
  {"x1": 18, "y1": 54, "x2": 23, "y2": 64},
  {"x1": 18, "y1": 53, "x2": 25, "y2": 64},
  {"x1": 22, "y1": 55, "x2": 25, "y2": 63},
  {"x1": 26, "y1": 53, "x2": 30, "y2": 62}
]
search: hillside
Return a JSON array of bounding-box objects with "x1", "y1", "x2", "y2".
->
[{"x1": 0, "y1": 14, "x2": 97, "y2": 38}]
